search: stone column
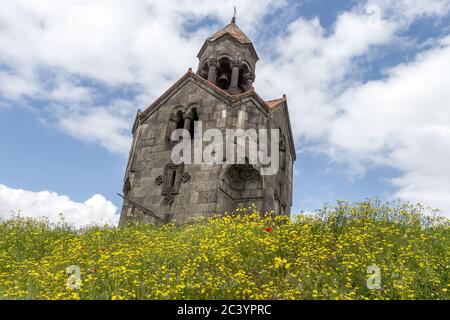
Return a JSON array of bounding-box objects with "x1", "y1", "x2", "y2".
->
[
  {"x1": 229, "y1": 60, "x2": 241, "y2": 95},
  {"x1": 244, "y1": 73, "x2": 254, "y2": 91},
  {"x1": 207, "y1": 59, "x2": 218, "y2": 84},
  {"x1": 183, "y1": 111, "x2": 193, "y2": 137}
]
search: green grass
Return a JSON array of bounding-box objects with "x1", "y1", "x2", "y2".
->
[{"x1": 0, "y1": 199, "x2": 448, "y2": 300}]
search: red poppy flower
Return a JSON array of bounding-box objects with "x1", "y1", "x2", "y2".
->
[{"x1": 265, "y1": 227, "x2": 273, "y2": 233}]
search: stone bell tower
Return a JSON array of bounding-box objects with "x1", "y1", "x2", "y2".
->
[
  {"x1": 119, "y1": 18, "x2": 296, "y2": 225},
  {"x1": 196, "y1": 16, "x2": 257, "y2": 95}
]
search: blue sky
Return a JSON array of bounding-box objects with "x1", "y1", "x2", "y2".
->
[{"x1": 1, "y1": 0, "x2": 450, "y2": 225}]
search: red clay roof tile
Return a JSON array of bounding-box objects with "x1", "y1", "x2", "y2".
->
[
  {"x1": 208, "y1": 22, "x2": 252, "y2": 44},
  {"x1": 265, "y1": 98, "x2": 286, "y2": 109}
]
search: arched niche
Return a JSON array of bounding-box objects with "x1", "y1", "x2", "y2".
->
[
  {"x1": 219, "y1": 164, "x2": 264, "y2": 212},
  {"x1": 238, "y1": 62, "x2": 252, "y2": 91},
  {"x1": 166, "y1": 106, "x2": 186, "y2": 142}
]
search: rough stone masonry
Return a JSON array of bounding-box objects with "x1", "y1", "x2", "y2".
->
[{"x1": 119, "y1": 18, "x2": 296, "y2": 225}]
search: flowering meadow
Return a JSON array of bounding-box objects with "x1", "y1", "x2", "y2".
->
[{"x1": 0, "y1": 200, "x2": 448, "y2": 300}]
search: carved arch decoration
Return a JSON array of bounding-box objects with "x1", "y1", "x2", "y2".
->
[
  {"x1": 155, "y1": 161, "x2": 191, "y2": 206},
  {"x1": 219, "y1": 163, "x2": 264, "y2": 203}
]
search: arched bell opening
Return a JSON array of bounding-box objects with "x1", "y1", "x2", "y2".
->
[
  {"x1": 199, "y1": 62, "x2": 209, "y2": 80},
  {"x1": 216, "y1": 57, "x2": 232, "y2": 90},
  {"x1": 239, "y1": 63, "x2": 253, "y2": 92},
  {"x1": 238, "y1": 63, "x2": 250, "y2": 91}
]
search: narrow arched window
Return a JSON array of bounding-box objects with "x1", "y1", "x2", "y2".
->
[
  {"x1": 162, "y1": 162, "x2": 184, "y2": 195},
  {"x1": 167, "y1": 109, "x2": 186, "y2": 142},
  {"x1": 189, "y1": 108, "x2": 199, "y2": 139},
  {"x1": 175, "y1": 110, "x2": 184, "y2": 130},
  {"x1": 170, "y1": 170, "x2": 177, "y2": 187}
]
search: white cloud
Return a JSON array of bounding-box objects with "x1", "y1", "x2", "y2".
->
[
  {"x1": 0, "y1": 0, "x2": 285, "y2": 153},
  {"x1": 1, "y1": 0, "x2": 450, "y2": 217},
  {"x1": 371, "y1": 0, "x2": 450, "y2": 20},
  {"x1": 257, "y1": 9, "x2": 397, "y2": 140},
  {"x1": 0, "y1": 72, "x2": 40, "y2": 101},
  {"x1": 0, "y1": 0, "x2": 284, "y2": 90},
  {"x1": 328, "y1": 37, "x2": 450, "y2": 213},
  {"x1": 0, "y1": 184, "x2": 119, "y2": 227},
  {"x1": 256, "y1": 1, "x2": 450, "y2": 214},
  {"x1": 57, "y1": 107, "x2": 132, "y2": 154}
]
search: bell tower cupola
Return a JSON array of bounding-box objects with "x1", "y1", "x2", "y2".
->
[{"x1": 196, "y1": 18, "x2": 259, "y2": 95}]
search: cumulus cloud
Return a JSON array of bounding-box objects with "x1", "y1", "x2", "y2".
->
[
  {"x1": 328, "y1": 37, "x2": 450, "y2": 213},
  {"x1": 372, "y1": 0, "x2": 450, "y2": 20},
  {"x1": 57, "y1": 107, "x2": 132, "y2": 154},
  {"x1": 0, "y1": 184, "x2": 119, "y2": 227},
  {"x1": 0, "y1": 0, "x2": 285, "y2": 153},
  {"x1": 256, "y1": 1, "x2": 450, "y2": 213},
  {"x1": 0, "y1": 0, "x2": 285, "y2": 92},
  {"x1": 257, "y1": 8, "x2": 398, "y2": 140},
  {"x1": 1, "y1": 0, "x2": 450, "y2": 216}
]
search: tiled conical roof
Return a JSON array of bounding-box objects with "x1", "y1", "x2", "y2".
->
[{"x1": 208, "y1": 20, "x2": 252, "y2": 44}]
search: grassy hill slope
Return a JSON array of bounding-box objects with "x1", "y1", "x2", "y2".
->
[{"x1": 0, "y1": 200, "x2": 448, "y2": 300}]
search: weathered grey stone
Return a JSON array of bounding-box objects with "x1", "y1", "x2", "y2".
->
[{"x1": 119, "y1": 20, "x2": 296, "y2": 225}]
